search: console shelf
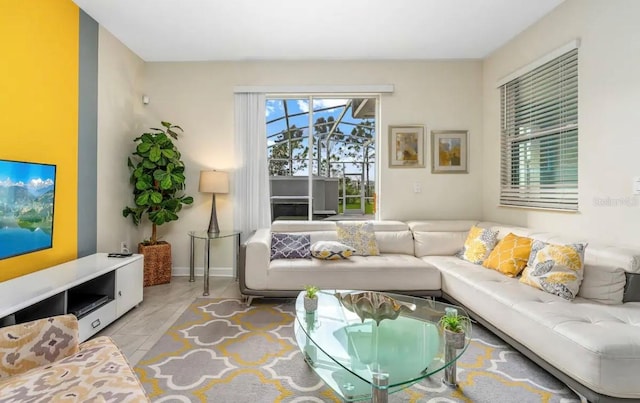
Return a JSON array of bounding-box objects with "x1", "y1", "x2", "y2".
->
[{"x1": 0, "y1": 253, "x2": 143, "y2": 341}]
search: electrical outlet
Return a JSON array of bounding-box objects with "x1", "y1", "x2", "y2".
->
[
  {"x1": 120, "y1": 242, "x2": 129, "y2": 254},
  {"x1": 413, "y1": 182, "x2": 422, "y2": 193}
]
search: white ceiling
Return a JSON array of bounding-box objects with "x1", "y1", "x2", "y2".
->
[{"x1": 73, "y1": 0, "x2": 564, "y2": 62}]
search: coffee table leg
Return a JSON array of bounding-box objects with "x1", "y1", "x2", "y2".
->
[
  {"x1": 442, "y1": 344, "x2": 457, "y2": 387},
  {"x1": 303, "y1": 312, "x2": 316, "y2": 366},
  {"x1": 234, "y1": 234, "x2": 240, "y2": 282},
  {"x1": 189, "y1": 236, "x2": 195, "y2": 282},
  {"x1": 372, "y1": 372, "x2": 389, "y2": 403},
  {"x1": 203, "y1": 240, "x2": 210, "y2": 296},
  {"x1": 303, "y1": 344, "x2": 316, "y2": 367}
]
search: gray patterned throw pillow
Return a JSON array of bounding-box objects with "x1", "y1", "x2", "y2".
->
[{"x1": 270, "y1": 233, "x2": 311, "y2": 260}]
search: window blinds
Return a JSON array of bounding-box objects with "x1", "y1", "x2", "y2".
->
[{"x1": 500, "y1": 47, "x2": 578, "y2": 211}]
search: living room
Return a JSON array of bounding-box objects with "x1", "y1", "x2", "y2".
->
[{"x1": 1, "y1": 0, "x2": 639, "y2": 402}]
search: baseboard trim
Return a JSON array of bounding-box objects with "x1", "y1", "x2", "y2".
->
[{"x1": 172, "y1": 266, "x2": 233, "y2": 278}]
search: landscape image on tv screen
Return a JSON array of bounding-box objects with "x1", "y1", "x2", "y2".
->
[{"x1": 0, "y1": 159, "x2": 56, "y2": 260}]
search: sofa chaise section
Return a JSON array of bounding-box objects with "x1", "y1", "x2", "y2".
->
[{"x1": 410, "y1": 220, "x2": 640, "y2": 402}]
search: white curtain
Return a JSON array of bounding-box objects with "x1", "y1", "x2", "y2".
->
[{"x1": 233, "y1": 93, "x2": 271, "y2": 241}]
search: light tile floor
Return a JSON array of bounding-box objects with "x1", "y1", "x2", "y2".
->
[{"x1": 97, "y1": 276, "x2": 241, "y2": 366}]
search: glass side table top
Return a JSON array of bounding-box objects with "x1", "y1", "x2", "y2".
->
[
  {"x1": 293, "y1": 290, "x2": 471, "y2": 402},
  {"x1": 188, "y1": 230, "x2": 241, "y2": 240}
]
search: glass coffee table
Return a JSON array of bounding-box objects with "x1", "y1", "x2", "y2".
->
[{"x1": 294, "y1": 290, "x2": 471, "y2": 402}]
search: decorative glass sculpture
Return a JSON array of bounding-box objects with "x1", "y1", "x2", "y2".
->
[{"x1": 334, "y1": 291, "x2": 416, "y2": 325}]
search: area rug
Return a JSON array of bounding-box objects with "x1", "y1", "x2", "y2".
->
[{"x1": 135, "y1": 298, "x2": 580, "y2": 402}]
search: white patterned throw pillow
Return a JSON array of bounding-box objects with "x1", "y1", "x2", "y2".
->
[
  {"x1": 336, "y1": 221, "x2": 380, "y2": 256},
  {"x1": 520, "y1": 240, "x2": 587, "y2": 300},
  {"x1": 270, "y1": 233, "x2": 311, "y2": 260},
  {"x1": 310, "y1": 241, "x2": 356, "y2": 260}
]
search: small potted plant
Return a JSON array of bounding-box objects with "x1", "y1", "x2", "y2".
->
[
  {"x1": 438, "y1": 308, "x2": 470, "y2": 349},
  {"x1": 303, "y1": 285, "x2": 319, "y2": 313}
]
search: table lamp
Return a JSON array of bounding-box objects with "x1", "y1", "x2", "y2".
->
[{"x1": 199, "y1": 170, "x2": 229, "y2": 234}]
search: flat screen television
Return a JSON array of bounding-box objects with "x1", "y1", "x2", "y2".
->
[{"x1": 0, "y1": 159, "x2": 56, "y2": 260}]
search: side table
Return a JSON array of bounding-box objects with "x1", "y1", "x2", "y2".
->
[{"x1": 188, "y1": 231, "x2": 242, "y2": 296}]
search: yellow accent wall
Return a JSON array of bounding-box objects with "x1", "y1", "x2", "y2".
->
[{"x1": 0, "y1": 0, "x2": 79, "y2": 281}]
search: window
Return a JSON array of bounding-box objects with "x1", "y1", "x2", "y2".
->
[
  {"x1": 500, "y1": 47, "x2": 578, "y2": 211},
  {"x1": 266, "y1": 96, "x2": 377, "y2": 221}
]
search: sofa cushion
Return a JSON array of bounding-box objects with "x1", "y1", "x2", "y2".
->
[
  {"x1": 0, "y1": 336, "x2": 148, "y2": 402},
  {"x1": 520, "y1": 241, "x2": 586, "y2": 300},
  {"x1": 366, "y1": 221, "x2": 414, "y2": 255},
  {"x1": 568, "y1": 243, "x2": 639, "y2": 303},
  {"x1": 375, "y1": 230, "x2": 414, "y2": 255},
  {"x1": 583, "y1": 244, "x2": 640, "y2": 274},
  {"x1": 482, "y1": 233, "x2": 533, "y2": 277},
  {"x1": 457, "y1": 225, "x2": 499, "y2": 264},
  {"x1": 336, "y1": 221, "x2": 380, "y2": 256},
  {"x1": 267, "y1": 254, "x2": 441, "y2": 291},
  {"x1": 270, "y1": 233, "x2": 311, "y2": 260},
  {"x1": 413, "y1": 232, "x2": 468, "y2": 257},
  {"x1": 578, "y1": 264, "x2": 626, "y2": 304},
  {"x1": 310, "y1": 241, "x2": 355, "y2": 260},
  {"x1": 408, "y1": 220, "x2": 476, "y2": 257}
]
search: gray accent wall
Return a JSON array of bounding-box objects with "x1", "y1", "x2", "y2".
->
[{"x1": 77, "y1": 10, "x2": 99, "y2": 257}]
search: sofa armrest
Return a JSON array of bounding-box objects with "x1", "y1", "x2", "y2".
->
[
  {"x1": 243, "y1": 228, "x2": 271, "y2": 291},
  {"x1": 0, "y1": 314, "x2": 79, "y2": 379}
]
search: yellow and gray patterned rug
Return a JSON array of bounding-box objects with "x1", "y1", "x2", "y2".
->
[{"x1": 135, "y1": 298, "x2": 580, "y2": 402}]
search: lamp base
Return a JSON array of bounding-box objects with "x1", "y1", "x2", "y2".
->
[{"x1": 208, "y1": 193, "x2": 220, "y2": 234}]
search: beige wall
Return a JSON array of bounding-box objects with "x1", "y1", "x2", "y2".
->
[
  {"x1": 95, "y1": 0, "x2": 640, "y2": 275},
  {"x1": 97, "y1": 26, "x2": 145, "y2": 253},
  {"x1": 482, "y1": 0, "x2": 640, "y2": 246},
  {"x1": 94, "y1": 0, "x2": 640, "y2": 275},
  {"x1": 141, "y1": 61, "x2": 483, "y2": 270}
]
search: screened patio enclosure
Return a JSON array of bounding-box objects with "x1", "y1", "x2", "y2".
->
[{"x1": 266, "y1": 97, "x2": 377, "y2": 221}]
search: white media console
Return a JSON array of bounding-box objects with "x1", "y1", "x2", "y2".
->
[{"x1": 0, "y1": 253, "x2": 143, "y2": 341}]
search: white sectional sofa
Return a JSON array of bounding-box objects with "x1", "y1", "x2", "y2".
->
[{"x1": 240, "y1": 219, "x2": 640, "y2": 402}]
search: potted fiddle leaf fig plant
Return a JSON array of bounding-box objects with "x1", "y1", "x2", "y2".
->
[
  {"x1": 303, "y1": 285, "x2": 319, "y2": 313},
  {"x1": 123, "y1": 121, "x2": 193, "y2": 286},
  {"x1": 438, "y1": 308, "x2": 470, "y2": 349}
]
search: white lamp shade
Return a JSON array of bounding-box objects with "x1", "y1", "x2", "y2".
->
[{"x1": 199, "y1": 170, "x2": 229, "y2": 194}]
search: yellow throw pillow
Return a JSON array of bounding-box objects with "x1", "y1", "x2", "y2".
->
[
  {"x1": 336, "y1": 221, "x2": 380, "y2": 256},
  {"x1": 482, "y1": 233, "x2": 533, "y2": 277},
  {"x1": 457, "y1": 226, "x2": 499, "y2": 264},
  {"x1": 520, "y1": 241, "x2": 586, "y2": 300}
]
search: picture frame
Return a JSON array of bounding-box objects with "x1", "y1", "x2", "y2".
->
[
  {"x1": 388, "y1": 125, "x2": 425, "y2": 168},
  {"x1": 431, "y1": 130, "x2": 468, "y2": 173}
]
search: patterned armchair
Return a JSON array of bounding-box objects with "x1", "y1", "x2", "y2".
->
[{"x1": 0, "y1": 314, "x2": 149, "y2": 402}]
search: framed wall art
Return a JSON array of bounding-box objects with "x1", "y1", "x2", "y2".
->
[
  {"x1": 431, "y1": 130, "x2": 468, "y2": 173},
  {"x1": 388, "y1": 125, "x2": 425, "y2": 168}
]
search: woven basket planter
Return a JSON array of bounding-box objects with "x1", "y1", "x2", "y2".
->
[{"x1": 138, "y1": 242, "x2": 172, "y2": 286}]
